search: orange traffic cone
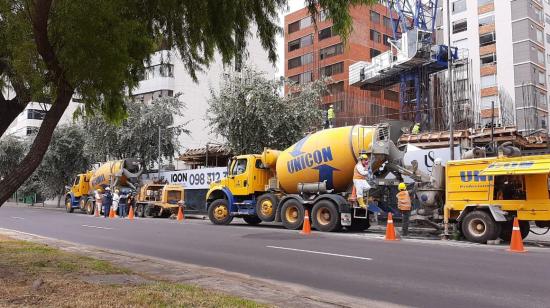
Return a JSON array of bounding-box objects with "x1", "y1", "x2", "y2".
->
[
  {"x1": 177, "y1": 206, "x2": 184, "y2": 222},
  {"x1": 301, "y1": 209, "x2": 311, "y2": 235},
  {"x1": 94, "y1": 204, "x2": 99, "y2": 217},
  {"x1": 109, "y1": 207, "x2": 115, "y2": 219},
  {"x1": 385, "y1": 212, "x2": 398, "y2": 241},
  {"x1": 128, "y1": 206, "x2": 134, "y2": 221},
  {"x1": 508, "y1": 217, "x2": 526, "y2": 253}
]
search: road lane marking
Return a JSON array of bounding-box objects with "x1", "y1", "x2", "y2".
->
[
  {"x1": 81, "y1": 224, "x2": 113, "y2": 230},
  {"x1": 11, "y1": 216, "x2": 25, "y2": 220},
  {"x1": 266, "y1": 245, "x2": 372, "y2": 261}
]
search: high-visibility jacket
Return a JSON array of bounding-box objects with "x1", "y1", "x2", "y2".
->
[
  {"x1": 327, "y1": 108, "x2": 335, "y2": 119},
  {"x1": 411, "y1": 124, "x2": 420, "y2": 134},
  {"x1": 353, "y1": 162, "x2": 369, "y2": 180},
  {"x1": 396, "y1": 190, "x2": 412, "y2": 211}
]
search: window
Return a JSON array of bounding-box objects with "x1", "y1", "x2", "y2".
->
[
  {"x1": 320, "y1": 62, "x2": 344, "y2": 77},
  {"x1": 481, "y1": 95, "x2": 498, "y2": 109},
  {"x1": 327, "y1": 81, "x2": 344, "y2": 95},
  {"x1": 370, "y1": 30, "x2": 381, "y2": 43},
  {"x1": 26, "y1": 127, "x2": 39, "y2": 136},
  {"x1": 231, "y1": 159, "x2": 247, "y2": 175},
  {"x1": 453, "y1": 38, "x2": 468, "y2": 50},
  {"x1": 383, "y1": 16, "x2": 393, "y2": 29},
  {"x1": 383, "y1": 34, "x2": 392, "y2": 46},
  {"x1": 370, "y1": 48, "x2": 381, "y2": 58},
  {"x1": 319, "y1": 43, "x2": 343, "y2": 60},
  {"x1": 481, "y1": 74, "x2": 496, "y2": 88},
  {"x1": 478, "y1": 0, "x2": 493, "y2": 5},
  {"x1": 288, "y1": 17, "x2": 313, "y2": 34},
  {"x1": 289, "y1": 71, "x2": 313, "y2": 84},
  {"x1": 547, "y1": 33, "x2": 550, "y2": 44},
  {"x1": 288, "y1": 34, "x2": 313, "y2": 52},
  {"x1": 536, "y1": 28, "x2": 544, "y2": 43},
  {"x1": 318, "y1": 27, "x2": 333, "y2": 40},
  {"x1": 27, "y1": 109, "x2": 46, "y2": 120},
  {"x1": 143, "y1": 63, "x2": 174, "y2": 80},
  {"x1": 493, "y1": 175, "x2": 526, "y2": 200},
  {"x1": 478, "y1": 14, "x2": 494, "y2": 27},
  {"x1": 546, "y1": 13, "x2": 550, "y2": 25},
  {"x1": 480, "y1": 53, "x2": 496, "y2": 65},
  {"x1": 479, "y1": 32, "x2": 496, "y2": 46},
  {"x1": 288, "y1": 53, "x2": 313, "y2": 69},
  {"x1": 452, "y1": 19, "x2": 467, "y2": 34},
  {"x1": 538, "y1": 71, "x2": 545, "y2": 85},
  {"x1": 537, "y1": 48, "x2": 545, "y2": 64},
  {"x1": 452, "y1": 0, "x2": 467, "y2": 14},
  {"x1": 370, "y1": 10, "x2": 380, "y2": 24},
  {"x1": 319, "y1": 9, "x2": 329, "y2": 22}
]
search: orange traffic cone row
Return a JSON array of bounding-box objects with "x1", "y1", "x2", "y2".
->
[
  {"x1": 128, "y1": 206, "x2": 134, "y2": 221},
  {"x1": 109, "y1": 207, "x2": 115, "y2": 219},
  {"x1": 508, "y1": 217, "x2": 527, "y2": 253},
  {"x1": 385, "y1": 212, "x2": 398, "y2": 241},
  {"x1": 177, "y1": 206, "x2": 184, "y2": 222},
  {"x1": 301, "y1": 209, "x2": 311, "y2": 235},
  {"x1": 94, "y1": 204, "x2": 99, "y2": 217}
]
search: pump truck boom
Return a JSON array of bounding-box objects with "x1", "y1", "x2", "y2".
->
[
  {"x1": 206, "y1": 124, "x2": 407, "y2": 231},
  {"x1": 65, "y1": 159, "x2": 142, "y2": 214}
]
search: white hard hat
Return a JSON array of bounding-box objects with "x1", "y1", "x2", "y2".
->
[{"x1": 105, "y1": 187, "x2": 111, "y2": 191}]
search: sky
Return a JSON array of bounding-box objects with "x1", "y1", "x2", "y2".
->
[{"x1": 275, "y1": 0, "x2": 306, "y2": 76}]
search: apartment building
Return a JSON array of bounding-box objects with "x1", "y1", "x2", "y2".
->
[
  {"x1": 438, "y1": 0, "x2": 550, "y2": 134},
  {"x1": 284, "y1": 5, "x2": 400, "y2": 127}
]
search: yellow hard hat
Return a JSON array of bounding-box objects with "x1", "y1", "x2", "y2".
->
[
  {"x1": 398, "y1": 183, "x2": 406, "y2": 190},
  {"x1": 359, "y1": 154, "x2": 368, "y2": 160}
]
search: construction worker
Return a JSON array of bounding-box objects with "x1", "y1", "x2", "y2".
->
[
  {"x1": 353, "y1": 154, "x2": 371, "y2": 209},
  {"x1": 411, "y1": 122, "x2": 420, "y2": 134},
  {"x1": 119, "y1": 191, "x2": 128, "y2": 218},
  {"x1": 112, "y1": 189, "x2": 120, "y2": 217},
  {"x1": 94, "y1": 188, "x2": 103, "y2": 215},
  {"x1": 102, "y1": 187, "x2": 113, "y2": 218},
  {"x1": 396, "y1": 182, "x2": 412, "y2": 236},
  {"x1": 327, "y1": 104, "x2": 335, "y2": 128}
]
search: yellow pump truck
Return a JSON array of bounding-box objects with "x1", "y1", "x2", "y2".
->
[{"x1": 134, "y1": 182, "x2": 185, "y2": 218}]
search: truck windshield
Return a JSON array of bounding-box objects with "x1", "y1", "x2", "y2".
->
[{"x1": 232, "y1": 159, "x2": 247, "y2": 175}]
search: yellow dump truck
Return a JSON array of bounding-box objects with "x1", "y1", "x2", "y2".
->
[
  {"x1": 134, "y1": 182, "x2": 185, "y2": 218},
  {"x1": 65, "y1": 159, "x2": 142, "y2": 214},
  {"x1": 206, "y1": 124, "x2": 408, "y2": 231},
  {"x1": 436, "y1": 154, "x2": 550, "y2": 243}
]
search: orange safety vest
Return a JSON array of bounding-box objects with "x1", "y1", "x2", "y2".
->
[
  {"x1": 396, "y1": 190, "x2": 411, "y2": 211},
  {"x1": 353, "y1": 163, "x2": 367, "y2": 180}
]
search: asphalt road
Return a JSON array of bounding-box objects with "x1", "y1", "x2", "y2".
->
[{"x1": 1, "y1": 204, "x2": 549, "y2": 308}]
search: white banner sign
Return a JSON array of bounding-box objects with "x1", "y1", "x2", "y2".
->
[
  {"x1": 403, "y1": 144, "x2": 461, "y2": 174},
  {"x1": 143, "y1": 167, "x2": 228, "y2": 190}
]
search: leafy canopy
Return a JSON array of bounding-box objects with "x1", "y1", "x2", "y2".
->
[{"x1": 207, "y1": 66, "x2": 327, "y2": 154}]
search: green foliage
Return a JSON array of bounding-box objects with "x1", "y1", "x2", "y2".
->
[
  {"x1": 82, "y1": 96, "x2": 189, "y2": 170},
  {"x1": 0, "y1": 136, "x2": 26, "y2": 180},
  {"x1": 207, "y1": 66, "x2": 327, "y2": 154},
  {"x1": 36, "y1": 125, "x2": 91, "y2": 200}
]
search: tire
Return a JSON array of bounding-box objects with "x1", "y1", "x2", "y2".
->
[
  {"x1": 520, "y1": 221, "x2": 530, "y2": 239},
  {"x1": 135, "y1": 204, "x2": 145, "y2": 217},
  {"x1": 79, "y1": 198, "x2": 87, "y2": 212},
  {"x1": 461, "y1": 210, "x2": 501, "y2": 244},
  {"x1": 312, "y1": 200, "x2": 341, "y2": 232},
  {"x1": 256, "y1": 193, "x2": 278, "y2": 222},
  {"x1": 208, "y1": 199, "x2": 234, "y2": 225},
  {"x1": 500, "y1": 220, "x2": 530, "y2": 241},
  {"x1": 65, "y1": 196, "x2": 74, "y2": 213},
  {"x1": 280, "y1": 199, "x2": 305, "y2": 230},
  {"x1": 85, "y1": 199, "x2": 94, "y2": 215},
  {"x1": 348, "y1": 217, "x2": 371, "y2": 232},
  {"x1": 243, "y1": 215, "x2": 262, "y2": 225},
  {"x1": 144, "y1": 205, "x2": 155, "y2": 218}
]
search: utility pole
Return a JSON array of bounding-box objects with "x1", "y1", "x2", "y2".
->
[
  {"x1": 447, "y1": 0, "x2": 455, "y2": 160},
  {"x1": 205, "y1": 142, "x2": 209, "y2": 167},
  {"x1": 158, "y1": 126, "x2": 161, "y2": 180},
  {"x1": 491, "y1": 100, "x2": 495, "y2": 152}
]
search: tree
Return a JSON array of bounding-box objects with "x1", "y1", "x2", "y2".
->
[
  {"x1": 36, "y1": 125, "x2": 90, "y2": 206},
  {"x1": 82, "y1": 96, "x2": 188, "y2": 170},
  {"x1": 0, "y1": 136, "x2": 26, "y2": 180},
  {"x1": 207, "y1": 66, "x2": 327, "y2": 154},
  {"x1": 0, "y1": 0, "x2": 377, "y2": 206}
]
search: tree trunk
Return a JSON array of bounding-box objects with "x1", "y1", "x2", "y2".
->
[
  {"x1": 0, "y1": 88, "x2": 73, "y2": 206},
  {"x1": 57, "y1": 195, "x2": 62, "y2": 208}
]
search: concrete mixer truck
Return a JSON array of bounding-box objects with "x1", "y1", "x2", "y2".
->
[
  {"x1": 64, "y1": 159, "x2": 142, "y2": 214},
  {"x1": 205, "y1": 124, "x2": 413, "y2": 232}
]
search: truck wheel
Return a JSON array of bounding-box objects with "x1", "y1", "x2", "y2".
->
[
  {"x1": 65, "y1": 196, "x2": 74, "y2": 213},
  {"x1": 79, "y1": 198, "x2": 87, "y2": 212},
  {"x1": 85, "y1": 199, "x2": 94, "y2": 215},
  {"x1": 243, "y1": 215, "x2": 262, "y2": 225},
  {"x1": 208, "y1": 199, "x2": 234, "y2": 225},
  {"x1": 312, "y1": 200, "x2": 341, "y2": 232},
  {"x1": 144, "y1": 205, "x2": 155, "y2": 218},
  {"x1": 135, "y1": 204, "x2": 144, "y2": 217},
  {"x1": 280, "y1": 199, "x2": 304, "y2": 230},
  {"x1": 461, "y1": 210, "x2": 500, "y2": 244},
  {"x1": 348, "y1": 217, "x2": 371, "y2": 232},
  {"x1": 500, "y1": 220, "x2": 530, "y2": 241},
  {"x1": 256, "y1": 193, "x2": 278, "y2": 222}
]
